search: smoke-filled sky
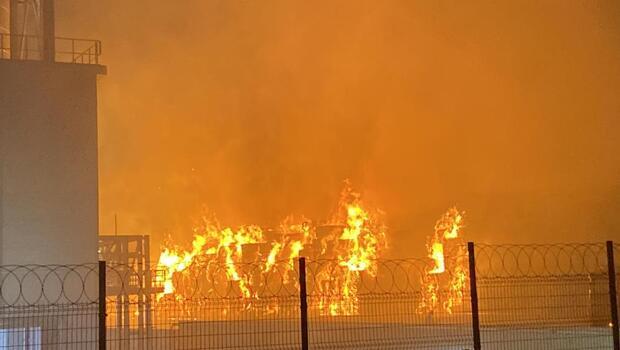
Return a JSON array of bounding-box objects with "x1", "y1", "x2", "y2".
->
[{"x1": 57, "y1": 0, "x2": 619, "y2": 258}]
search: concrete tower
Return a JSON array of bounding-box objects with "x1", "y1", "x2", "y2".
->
[{"x1": 0, "y1": 0, "x2": 105, "y2": 265}]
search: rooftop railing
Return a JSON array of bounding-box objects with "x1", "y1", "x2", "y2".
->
[{"x1": 0, "y1": 33, "x2": 101, "y2": 64}]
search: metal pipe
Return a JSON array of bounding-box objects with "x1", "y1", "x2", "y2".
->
[
  {"x1": 9, "y1": 0, "x2": 18, "y2": 59},
  {"x1": 41, "y1": 0, "x2": 54, "y2": 62}
]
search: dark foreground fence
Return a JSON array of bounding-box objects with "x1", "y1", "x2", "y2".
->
[
  {"x1": 0, "y1": 264, "x2": 99, "y2": 349},
  {"x1": 0, "y1": 242, "x2": 618, "y2": 349}
]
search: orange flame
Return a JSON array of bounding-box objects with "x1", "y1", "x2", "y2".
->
[
  {"x1": 156, "y1": 220, "x2": 263, "y2": 300},
  {"x1": 264, "y1": 242, "x2": 282, "y2": 272},
  {"x1": 155, "y1": 182, "x2": 388, "y2": 317},
  {"x1": 419, "y1": 207, "x2": 467, "y2": 314},
  {"x1": 437, "y1": 207, "x2": 463, "y2": 240},
  {"x1": 428, "y1": 242, "x2": 445, "y2": 274},
  {"x1": 156, "y1": 234, "x2": 207, "y2": 299},
  {"x1": 316, "y1": 183, "x2": 386, "y2": 316}
]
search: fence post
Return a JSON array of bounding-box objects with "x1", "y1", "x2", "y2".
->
[
  {"x1": 99, "y1": 261, "x2": 107, "y2": 350},
  {"x1": 607, "y1": 241, "x2": 620, "y2": 350},
  {"x1": 298, "y1": 257, "x2": 309, "y2": 350},
  {"x1": 467, "y1": 242, "x2": 481, "y2": 350}
]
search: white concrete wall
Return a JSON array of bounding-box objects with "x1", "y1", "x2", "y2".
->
[{"x1": 0, "y1": 59, "x2": 105, "y2": 265}]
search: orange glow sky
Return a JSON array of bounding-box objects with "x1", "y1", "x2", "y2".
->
[{"x1": 58, "y1": 1, "x2": 620, "y2": 257}]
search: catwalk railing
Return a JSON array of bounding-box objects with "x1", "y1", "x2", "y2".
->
[
  {"x1": 0, "y1": 33, "x2": 101, "y2": 64},
  {"x1": 0, "y1": 242, "x2": 618, "y2": 349}
]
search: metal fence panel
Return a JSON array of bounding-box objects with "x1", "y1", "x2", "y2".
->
[
  {"x1": 305, "y1": 257, "x2": 474, "y2": 349},
  {"x1": 0, "y1": 264, "x2": 99, "y2": 349},
  {"x1": 105, "y1": 260, "x2": 301, "y2": 350},
  {"x1": 474, "y1": 243, "x2": 614, "y2": 349},
  {"x1": 0, "y1": 242, "x2": 618, "y2": 349}
]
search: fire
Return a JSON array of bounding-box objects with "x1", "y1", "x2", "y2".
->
[
  {"x1": 156, "y1": 233, "x2": 207, "y2": 298},
  {"x1": 437, "y1": 207, "x2": 463, "y2": 240},
  {"x1": 317, "y1": 183, "x2": 387, "y2": 316},
  {"x1": 428, "y1": 242, "x2": 445, "y2": 274},
  {"x1": 155, "y1": 182, "x2": 387, "y2": 317},
  {"x1": 444, "y1": 244, "x2": 467, "y2": 312},
  {"x1": 336, "y1": 186, "x2": 386, "y2": 275},
  {"x1": 289, "y1": 241, "x2": 304, "y2": 266},
  {"x1": 339, "y1": 204, "x2": 371, "y2": 271},
  {"x1": 264, "y1": 217, "x2": 316, "y2": 284},
  {"x1": 155, "y1": 182, "x2": 465, "y2": 318},
  {"x1": 264, "y1": 242, "x2": 282, "y2": 272},
  {"x1": 156, "y1": 220, "x2": 264, "y2": 300},
  {"x1": 419, "y1": 207, "x2": 467, "y2": 314}
]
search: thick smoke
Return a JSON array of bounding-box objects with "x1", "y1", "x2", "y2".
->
[{"x1": 56, "y1": 0, "x2": 620, "y2": 258}]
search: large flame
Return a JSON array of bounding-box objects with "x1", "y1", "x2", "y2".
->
[
  {"x1": 156, "y1": 234, "x2": 207, "y2": 298},
  {"x1": 155, "y1": 182, "x2": 386, "y2": 316},
  {"x1": 156, "y1": 220, "x2": 263, "y2": 300},
  {"x1": 155, "y1": 184, "x2": 464, "y2": 317},
  {"x1": 419, "y1": 207, "x2": 467, "y2": 314},
  {"x1": 316, "y1": 184, "x2": 387, "y2": 316}
]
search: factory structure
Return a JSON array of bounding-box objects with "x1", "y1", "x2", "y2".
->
[
  {"x1": 0, "y1": 2, "x2": 616, "y2": 349},
  {"x1": 0, "y1": 0, "x2": 104, "y2": 265},
  {"x1": 0, "y1": 2, "x2": 160, "y2": 347}
]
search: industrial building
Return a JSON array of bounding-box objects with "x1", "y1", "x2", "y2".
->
[{"x1": 0, "y1": 0, "x2": 105, "y2": 265}]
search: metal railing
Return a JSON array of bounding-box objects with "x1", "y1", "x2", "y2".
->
[
  {"x1": 0, "y1": 33, "x2": 101, "y2": 64},
  {"x1": 0, "y1": 242, "x2": 618, "y2": 349}
]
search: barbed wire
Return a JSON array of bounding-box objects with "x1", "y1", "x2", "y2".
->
[
  {"x1": 305, "y1": 258, "x2": 453, "y2": 295},
  {"x1": 474, "y1": 243, "x2": 609, "y2": 278},
  {"x1": 0, "y1": 264, "x2": 99, "y2": 306},
  {"x1": 0, "y1": 243, "x2": 614, "y2": 305}
]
